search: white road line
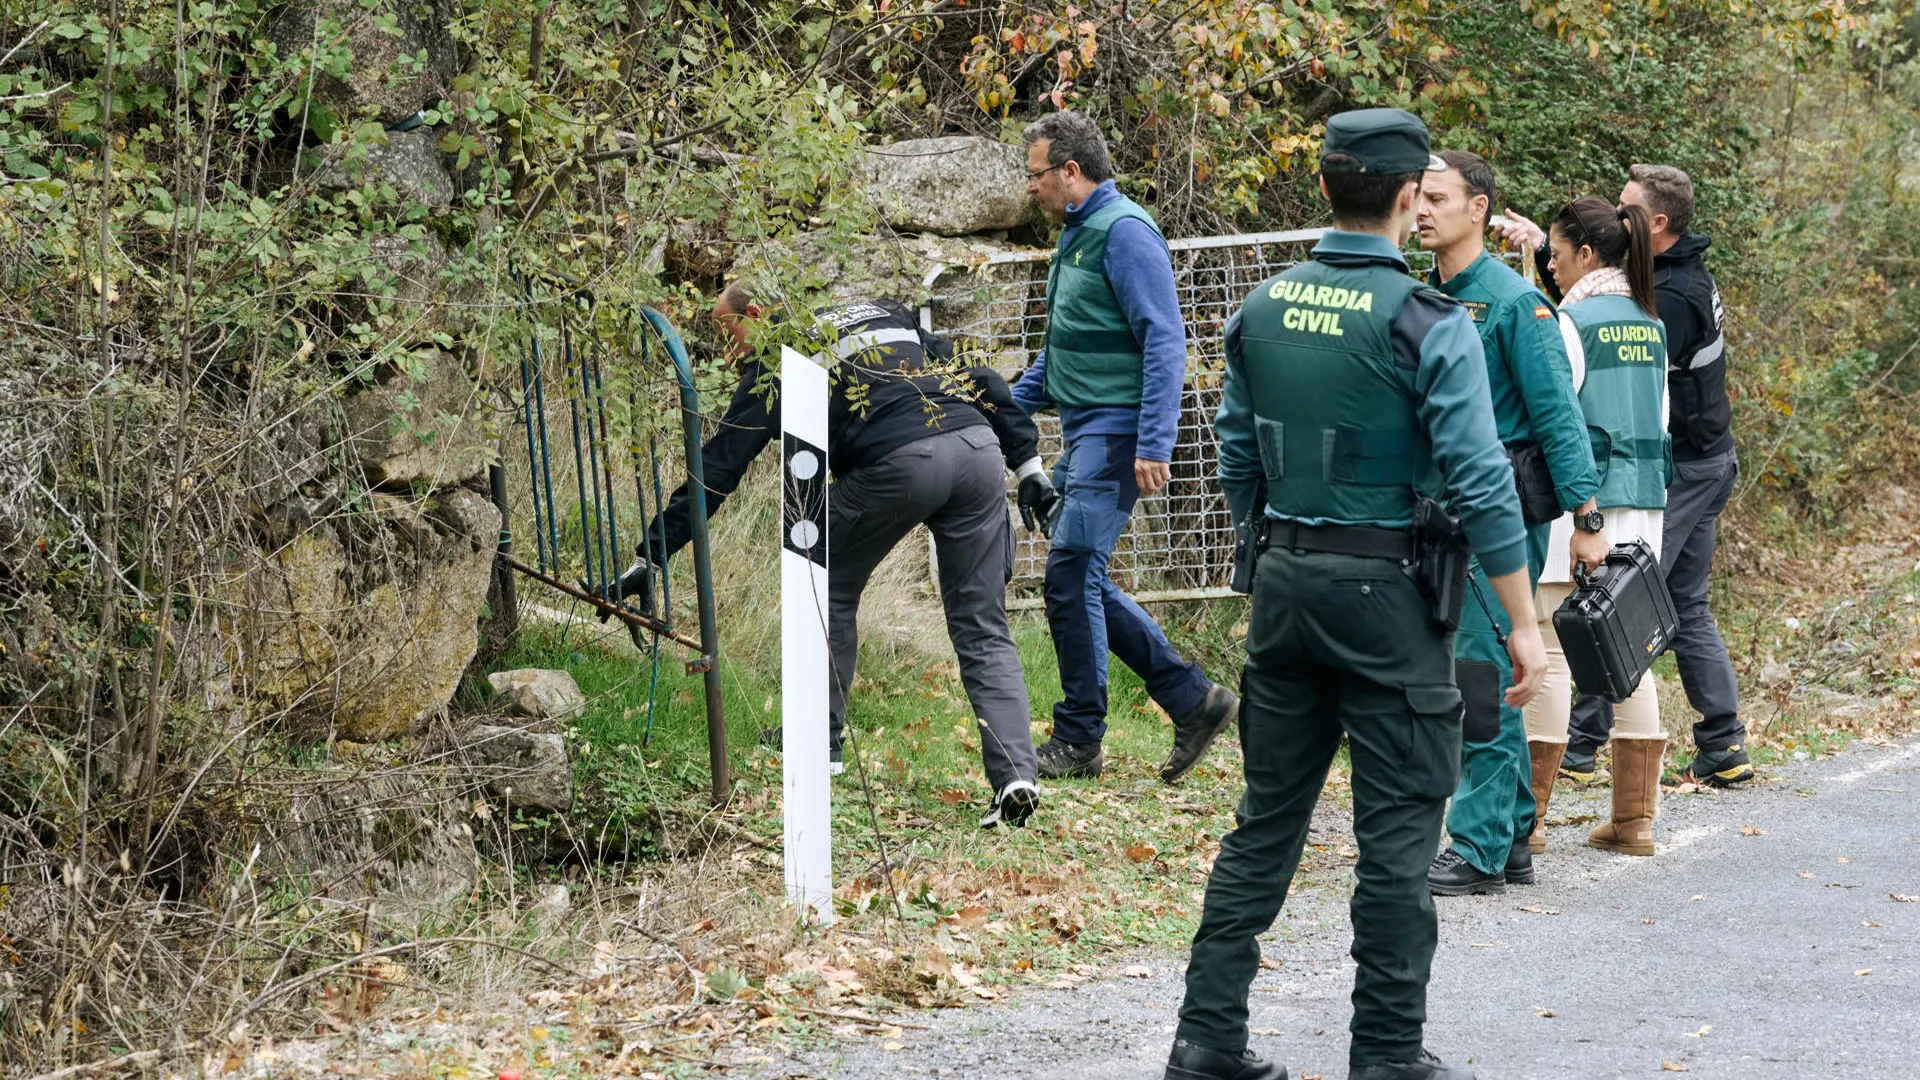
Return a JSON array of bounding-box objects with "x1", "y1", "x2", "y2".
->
[
  {"x1": 1830, "y1": 740, "x2": 1920, "y2": 785},
  {"x1": 1586, "y1": 824, "x2": 1727, "y2": 883}
]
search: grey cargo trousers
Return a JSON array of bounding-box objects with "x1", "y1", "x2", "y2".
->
[
  {"x1": 826, "y1": 426, "x2": 1039, "y2": 790},
  {"x1": 1568, "y1": 450, "x2": 1744, "y2": 754}
]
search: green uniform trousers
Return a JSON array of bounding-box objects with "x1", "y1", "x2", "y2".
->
[
  {"x1": 1176, "y1": 546, "x2": 1463, "y2": 1068},
  {"x1": 1442, "y1": 526, "x2": 1551, "y2": 874}
]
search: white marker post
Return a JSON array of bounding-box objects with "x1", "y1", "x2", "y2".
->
[{"x1": 780, "y1": 345, "x2": 833, "y2": 924}]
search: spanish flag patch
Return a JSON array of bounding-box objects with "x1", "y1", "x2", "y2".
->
[{"x1": 1534, "y1": 305, "x2": 1553, "y2": 319}]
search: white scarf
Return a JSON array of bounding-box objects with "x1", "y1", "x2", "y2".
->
[{"x1": 1561, "y1": 265, "x2": 1631, "y2": 306}]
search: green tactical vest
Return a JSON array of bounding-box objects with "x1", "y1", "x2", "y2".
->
[
  {"x1": 1042, "y1": 197, "x2": 1165, "y2": 407},
  {"x1": 1237, "y1": 260, "x2": 1439, "y2": 524},
  {"x1": 1565, "y1": 294, "x2": 1669, "y2": 509}
]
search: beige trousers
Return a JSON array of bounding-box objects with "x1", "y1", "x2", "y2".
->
[{"x1": 1523, "y1": 583, "x2": 1662, "y2": 743}]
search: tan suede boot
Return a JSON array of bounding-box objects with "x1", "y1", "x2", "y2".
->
[
  {"x1": 1588, "y1": 737, "x2": 1666, "y2": 856},
  {"x1": 1527, "y1": 740, "x2": 1565, "y2": 855}
]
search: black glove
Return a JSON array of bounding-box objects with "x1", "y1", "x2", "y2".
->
[
  {"x1": 1017, "y1": 471, "x2": 1060, "y2": 534},
  {"x1": 594, "y1": 550, "x2": 658, "y2": 623}
]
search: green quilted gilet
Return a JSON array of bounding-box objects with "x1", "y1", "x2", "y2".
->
[{"x1": 1042, "y1": 197, "x2": 1164, "y2": 407}]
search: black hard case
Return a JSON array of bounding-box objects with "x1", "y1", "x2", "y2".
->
[{"x1": 1551, "y1": 539, "x2": 1679, "y2": 703}]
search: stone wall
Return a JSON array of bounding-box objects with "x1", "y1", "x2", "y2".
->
[{"x1": 220, "y1": 0, "x2": 498, "y2": 744}]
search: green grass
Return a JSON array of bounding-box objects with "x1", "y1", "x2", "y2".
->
[
  {"x1": 486, "y1": 593, "x2": 1367, "y2": 967},
  {"x1": 473, "y1": 504, "x2": 1920, "y2": 1025}
]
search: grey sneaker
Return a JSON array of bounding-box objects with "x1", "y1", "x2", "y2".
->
[{"x1": 1035, "y1": 737, "x2": 1104, "y2": 779}]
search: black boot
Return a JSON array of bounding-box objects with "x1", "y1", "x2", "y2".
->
[
  {"x1": 1505, "y1": 834, "x2": 1535, "y2": 885},
  {"x1": 1162, "y1": 684, "x2": 1240, "y2": 783},
  {"x1": 1164, "y1": 1039, "x2": 1287, "y2": 1080},
  {"x1": 1427, "y1": 849, "x2": 1504, "y2": 896},
  {"x1": 1036, "y1": 736, "x2": 1104, "y2": 779},
  {"x1": 1350, "y1": 1049, "x2": 1475, "y2": 1079}
]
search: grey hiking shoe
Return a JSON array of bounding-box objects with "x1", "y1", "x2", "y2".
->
[
  {"x1": 1162, "y1": 684, "x2": 1240, "y2": 783},
  {"x1": 1036, "y1": 737, "x2": 1104, "y2": 779},
  {"x1": 1676, "y1": 743, "x2": 1755, "y2": 787}
]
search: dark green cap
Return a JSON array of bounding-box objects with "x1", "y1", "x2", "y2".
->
[{"x1": 1319, "y1": 108, "x2": 1447, "y2": 176}]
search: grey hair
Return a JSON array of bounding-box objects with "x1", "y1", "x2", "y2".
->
[
  {"x1": 1627, "y1": 163, "x2": 1695, "y2": 236},
  {"x1": 1021, "y1": 111, "x2": 1112, "y2": 184}
]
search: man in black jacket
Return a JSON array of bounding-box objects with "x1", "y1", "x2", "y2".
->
[
  {"x1": 1495, "y1": 164, "x2": 1751, "y2": 786},
  {"x1": 613, "y1": 286, "x2": 1057, "y2": 826}
]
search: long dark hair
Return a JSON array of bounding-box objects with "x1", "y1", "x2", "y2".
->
[{"x1": 1552, "y1": 195, "x2": 1657, "y2": 318}]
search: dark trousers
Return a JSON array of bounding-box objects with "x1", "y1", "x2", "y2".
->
[
  {"x1": 1177, "y1": 547, "x2": 1462, "y2": 1068},
  {"x1": 827, "y1": 427, "x2": 1039, "y2": 790},
  {"x1": 1568, "y1": 451, "x2": 1743, "y2": 755},
  {"x1": 1042, "y1": 432, "x2": 1210, "y2": 744}
]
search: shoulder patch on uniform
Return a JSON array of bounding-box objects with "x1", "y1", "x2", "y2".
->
[
  {"x1": 1460, "y1": 300, "x2": 1489, "y2": 323},
  {"x1": 1534, "y1": 305, "x2": 1553, "y2": 319}
]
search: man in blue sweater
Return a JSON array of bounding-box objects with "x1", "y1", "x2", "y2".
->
[{"x1": 1012, "y1": 111, "x2": 1238, "y2": 783}]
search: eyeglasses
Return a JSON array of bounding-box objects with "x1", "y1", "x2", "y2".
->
[{"x1": 1025, "y1": 163, "x2": 1065, "y2": 181}]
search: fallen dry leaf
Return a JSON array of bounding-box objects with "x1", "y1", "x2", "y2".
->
[
  {"x1": 1865, "y1": 920, "x2": 1883, "y2": 928},
  {"x1": 1662, "y1": 1061, "x2": 1689, "y2": 1072},
  {"x1": 1126, "y1": 843, "x2": 1158, "y2": 863},
  {"x1": 948, "y1": 904, "x2": 990, "y2": 929},
  {"x1": 1123, "y1": 965, "x2": 1153, "y2": 978},
  {"x1": 1259, "y1": 956, "x2": 1283, "y2": 970},
  {"x1": 1535, "y1": 1007, "x2": 1556, "y2": 1018},
  {"x1": 1740, "y1": 825, "x2": 1765, "y2": 836},
  {"x1": 1685, "y1": 1024, "x2": 1712, "y2": 1038},
  {"x1": 883, "y1": 1041, "x2": 905, "y2": 1051},
  {"x1": 1800, "y1": 870, "x2": 1816, "y2": 879},
  {"x1": 1856, "y1": 968, "x2": 1873, "y2": 976},
  {"x1": 1892, "y1": 894, "x2": 1918, "y2": 903},
  {"x1": 1837, "y1": 856, "x2": 1854, "y2": 864},
  {"x1": 1252, "y1": 1027, "x2": 1282, "y2": 1036},
  {"x1": 936, "y1": 789, "x2": 969, "y2": 805}
]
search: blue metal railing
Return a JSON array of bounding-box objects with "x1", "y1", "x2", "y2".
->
[{"x1": 496, "y1": 278, "x2": 729, "y2": 805}]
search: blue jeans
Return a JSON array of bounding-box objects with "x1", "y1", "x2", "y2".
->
[{"x1": 1042, "y1": 433, "x2": 1210, "y2": 744}]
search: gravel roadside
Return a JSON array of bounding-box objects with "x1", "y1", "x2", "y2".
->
[{"x1": 742, "y1": 734, "x2": 1920, "y2": 1080}]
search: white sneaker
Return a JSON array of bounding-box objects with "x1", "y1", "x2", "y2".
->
[{"x1": 979, "y1": 779, "x2": 1041, "y2": 828}]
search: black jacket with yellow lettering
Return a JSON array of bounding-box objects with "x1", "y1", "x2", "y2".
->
[{"x1": 643, "y1": 298, "x2": 1038, "y2": 561}]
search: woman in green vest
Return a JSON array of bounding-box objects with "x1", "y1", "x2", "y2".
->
[{"x1": 1524, "y1": 196, "x2": 1671, "y2": 859}]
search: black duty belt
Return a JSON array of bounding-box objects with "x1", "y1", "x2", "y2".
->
[{"x1": 1261, "y1": 518, "x2": 1417, "y2": 562}]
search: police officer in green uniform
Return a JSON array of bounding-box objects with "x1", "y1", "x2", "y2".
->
[
  {"x1": 1413, "y1": 151, "x2": 1606, "y2": 896},
  {"x1": 1163, "y1": 111, "x2": 1548, "y2": 1080}
]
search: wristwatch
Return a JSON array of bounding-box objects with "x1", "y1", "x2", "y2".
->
[{"x1": 1573, "y1": 509, "x2": 1606, "y2": 533}]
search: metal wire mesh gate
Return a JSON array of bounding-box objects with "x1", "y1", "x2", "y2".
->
[{"x1": 920, "y1": 230, "x2": 1524, "y2": 605}]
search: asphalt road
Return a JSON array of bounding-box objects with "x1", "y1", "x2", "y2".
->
[{"x1": 746, "y1": 734, "x2": 1920, "y2": 1080}]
